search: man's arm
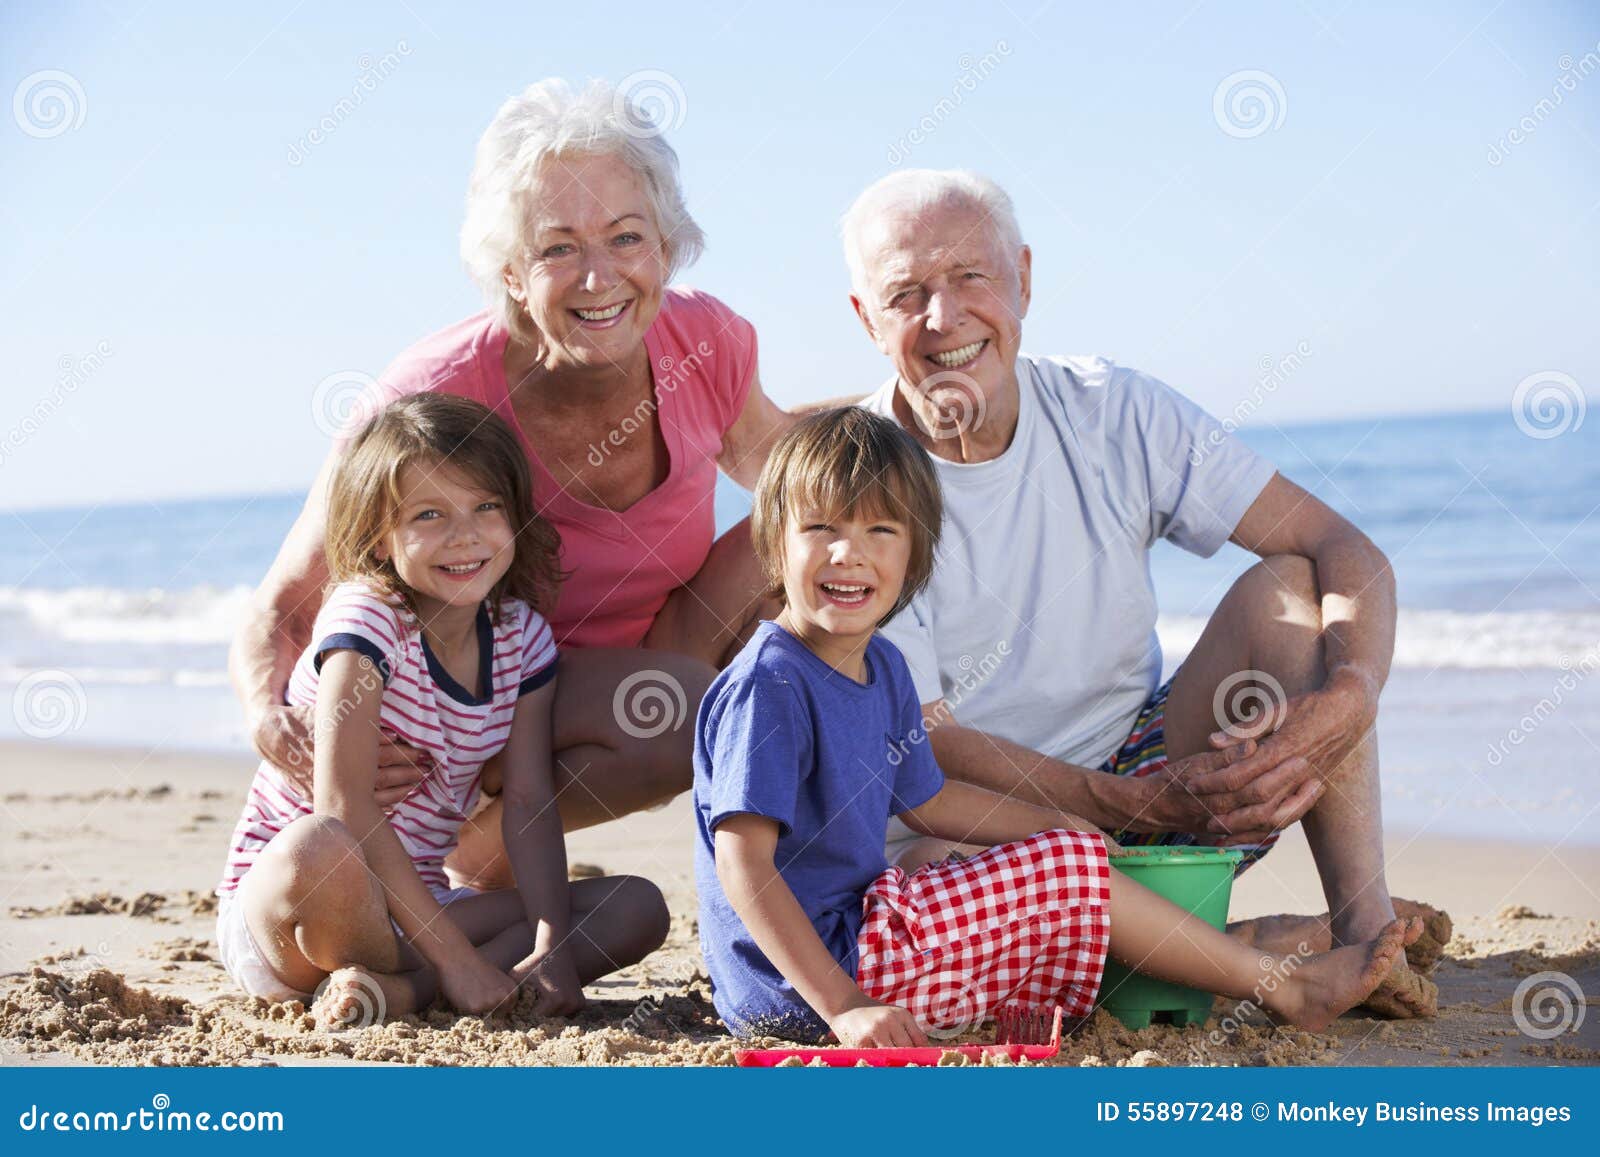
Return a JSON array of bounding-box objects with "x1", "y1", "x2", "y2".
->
[
  {"x1": 1181, "y1": 473, "x2": 1397, "y2": 835},
  {"x1": 898, "y1": 778, "x2": 1119, "y2": 851},
  {"x1": 922, "y1": 698, "x2": 1269, "y2": 836},
  {"x1": 1230, "y1": 472, "x2": 1396, "y2": 707},
  {"x1": 920, "y1": 701, "x2": 1132, "y2": 831}
]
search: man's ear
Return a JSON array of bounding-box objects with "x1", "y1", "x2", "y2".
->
[
  {"x1": 1016, "y1": 244, "x2": 1033, "y2": 318},
  {"x1": 850, "y1": 292, "x2": 888, "y2": 354}
]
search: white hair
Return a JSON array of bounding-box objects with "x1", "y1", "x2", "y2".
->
[
  {"x1": 840, "y1": 169, "x2": 1023, "y2": 297},
  {"x1": 460, "y1": 78, "x2": 706, "y2": 343}
]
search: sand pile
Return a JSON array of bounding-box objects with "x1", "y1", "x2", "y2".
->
[
  {"x1": 1, "y1": 966, "x2": 743, "y2": 1067},
  {"x1": 10, "y1": 890, "x2": 217, "y2": 922}
]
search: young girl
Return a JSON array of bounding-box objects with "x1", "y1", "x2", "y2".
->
[
  {"x1": 216, "y1": 393, "x2": 668, "y2": 1026},
  {"x1": 694, "y1": 407, "x2": 1421, "y2": 1045}
]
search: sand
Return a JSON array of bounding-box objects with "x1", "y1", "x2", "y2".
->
[{"x1": 2, "y1": 740, "x2": 1598, "y2": 1067}]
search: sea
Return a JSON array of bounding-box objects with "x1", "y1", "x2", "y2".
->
[{"x1": 3, "y1": 408, "x2": 1596, "y2": 844}]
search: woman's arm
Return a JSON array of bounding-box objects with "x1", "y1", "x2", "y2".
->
[
  {"x1": 714, "y1": 814, "x2": 926, "y2": 1047},
  {"x1": 898, "y1": 779, "x2": 1120, "y2": 852},
  {"x1": 229, "y1": 452, "x2": 336, "y2": 783},
  {"x1": 716, "y1": 371, "x2": 873, "y2": 489},
  {"x1": 313, "y1": 650, "x2": 514, "y2": 1013},
  {"x1": 231, "y1": 450, "x2": 429, "y2": 804},
  {"x1": 496, "y1": 679, "x2": 583, "y2": 1014}
]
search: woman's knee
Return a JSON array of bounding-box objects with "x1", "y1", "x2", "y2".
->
[{"x1": 605, "y1": 875, "x2": 671, "y2": 953}]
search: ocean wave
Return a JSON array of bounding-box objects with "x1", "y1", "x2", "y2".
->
[
  {"x1": 1, "y1": 586, "x2": 1595, "y2": 681},
  {"x1": 0, "y1": 584, "x2": 255, "y2": 646},
  {"x1": 1159, "y1": 610, "x2": 1600, "y2": 671}
]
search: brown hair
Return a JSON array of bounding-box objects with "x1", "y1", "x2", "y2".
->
[
  {"x1": 324, "y1": 393, "x2": 563, "y2": 625},
  {"x1": 750, "y1": 407, "x2": 943, "y2": 626}
]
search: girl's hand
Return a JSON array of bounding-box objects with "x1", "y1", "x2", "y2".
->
[
  {"x1": 828, "y1": 1000, "x2": 928, "y2": 1048},
  {"x1": 439, "y1": 953, "x2": 517, "y2": 1016},
  {"x1": 511, "y1": 946, "x2": 587, "y2": 1017}
]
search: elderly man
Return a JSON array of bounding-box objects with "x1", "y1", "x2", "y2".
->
[{"x1": 843, "y1": 169, "x2": 1440, "y2": 1018}]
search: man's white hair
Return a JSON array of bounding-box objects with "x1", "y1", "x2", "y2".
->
[
  {"x1": 460, "y1": 78, "x2": 706, "y2": 343},
  {"x1": 840, "y1": 169, "x2": 1023, "y2": 298}
]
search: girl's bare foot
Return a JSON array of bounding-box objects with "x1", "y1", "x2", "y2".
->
[
  {"x1": 312, "y1": 966, "x2": 411, "y2": 1031},
  {"x1": 1265, "y1": 917, "x2": 1422, "y2": 1032}
]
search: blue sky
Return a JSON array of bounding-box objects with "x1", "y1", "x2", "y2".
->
[{"x1": 2, "y1": 0, "x2": 1596, "y2": 509}]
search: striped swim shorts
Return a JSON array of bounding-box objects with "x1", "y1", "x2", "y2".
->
[{"x1": 1104, "y1": 676, "x2": 1281, "y2": 876}]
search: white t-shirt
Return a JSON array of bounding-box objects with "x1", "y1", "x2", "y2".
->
[{"x1": 862, "y1": 354, "x2": 1276, "y2": 770}]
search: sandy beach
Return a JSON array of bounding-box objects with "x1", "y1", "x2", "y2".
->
[{"x1": 2, "y1": 740, "x2": 1596, "y2": 1068}]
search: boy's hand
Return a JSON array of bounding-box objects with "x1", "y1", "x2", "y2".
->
[
  {"x1": 511, "y1": 946, "x2": 587, "y2": 1017},
  {"x1": 439, "y1": 953, "x2": 517, "y2": 1016},
  {"x1": 828, "y1": 1000, "x2": 928, "y2": 1048}
]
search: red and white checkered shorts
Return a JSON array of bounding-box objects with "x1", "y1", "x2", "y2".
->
[{"x1": 854, "y1": 829, "x2": 1112, "y2": 1034}]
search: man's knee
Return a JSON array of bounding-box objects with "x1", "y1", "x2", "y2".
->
[{"x1": 1245, "y1": 553, "x2": 1319, "y2": 609}]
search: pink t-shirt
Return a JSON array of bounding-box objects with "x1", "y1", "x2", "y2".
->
[{"x1": 340, "y1": 287, "x2": 758, "y2": 650}]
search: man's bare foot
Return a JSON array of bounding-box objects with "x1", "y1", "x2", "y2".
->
[
  {"x1": 1227, "y1": 898, "x2": 1452, "y2": 972},
  {"x1": 1358, "y1": 955, "x2": 1439, "y2": 1018},
  {"x1": 311, "y1": 966, "x2": 410, "y2": 1031},
  {"x1": 1265, "y1": 917, "x2": 1422, "y2": 1032}
]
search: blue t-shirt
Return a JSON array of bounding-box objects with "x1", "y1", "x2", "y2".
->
[{"x1": 693, "y1": 620, "x2": 946, "y2": 1040}]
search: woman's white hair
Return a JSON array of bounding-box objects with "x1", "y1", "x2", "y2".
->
[
  {"x1": 460, "y1": 78, "x2": 706, "y2": 343},
  {"x1": 840, "y1": 169, "x2": 1023, "y2": 298}
]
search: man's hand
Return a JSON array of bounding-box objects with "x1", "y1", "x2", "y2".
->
[
  {"x1": 511, "y1": 946, "x2": 587, "y2": 1018},
  {"x1": 1189, "y1": 669, "x2": 1375, "y2": 836},
  {"x1": 249, "y1": 703, "x2": 430, "y2": 806},
  {"x1": 828, "y1": 999, "x2": 927, "y2": 1048}
]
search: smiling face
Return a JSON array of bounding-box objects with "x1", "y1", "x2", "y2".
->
[
  {"x1": 503, "y1": 151, "x2": 667, "y2": 372},
  {"x1": 850, "y1": 196, "x2": 1031, "y2": 431},
  {"x1": 775, "y1": 504, "x2": 912, "y2": 649},
  {"x1": 374, "y1": 460, "x2": 515, "y2": 615}
]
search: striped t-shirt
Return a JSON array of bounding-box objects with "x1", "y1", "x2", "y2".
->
[{"x1": 217, "y1": 580, "x2": 558, "y2": 902}]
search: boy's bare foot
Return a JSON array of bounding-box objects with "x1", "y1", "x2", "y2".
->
[
  {"x1": 1266, "y1": 917, "x2": 1422, "y2": 1032},
  {"x1": 1227, "y1": 898, "x2": 1452, "y2": 972},
  {"x1": 312, "y1": 966, "x2": 410, "y2": 1031}
]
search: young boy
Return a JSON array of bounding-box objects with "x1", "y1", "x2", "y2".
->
[{"x1": 694, "y1": 407, "x2": 1421, "y2": 1046}]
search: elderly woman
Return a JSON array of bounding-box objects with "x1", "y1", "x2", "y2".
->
[{"x1": 230, "y1": 79, "x2": 793, "y2": 888}]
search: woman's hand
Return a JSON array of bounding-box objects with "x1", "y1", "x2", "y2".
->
[
  {"x1": 251, "y1": 703, "x2": 430, "y2": 807},
  {"x1": 828, "y1": 999, "x2": 928, "y2": 1048},
  {"x1": 439, "y1": 952, "x2": 518, "y2": 1016},
  {"x1": 511, "y1": 946, "x2": 587, "y2": 1017}
]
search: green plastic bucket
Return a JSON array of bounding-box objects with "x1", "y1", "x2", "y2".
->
[{"x1": 1096, "y1": 846, "x2": 1242, "y2": 1029}]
